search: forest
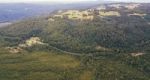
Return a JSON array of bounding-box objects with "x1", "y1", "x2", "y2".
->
[{"x1": 0, "y1": 3, "x2": 149, "y2": 80}]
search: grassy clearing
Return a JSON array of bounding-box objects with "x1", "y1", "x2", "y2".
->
[
  {"x1": 0, "y1": 51, "x2": 81, "y2": 80},
  {"x1": 79, "y1": 71, "x2": 93, "y2": 80},
  {"x1": 0, "y1": 50, "x2": 149, "y2": 80}
]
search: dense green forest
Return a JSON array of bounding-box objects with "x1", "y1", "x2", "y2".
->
[{"x1": 0, "y1": 3, "x2": 150, "y2": 80}]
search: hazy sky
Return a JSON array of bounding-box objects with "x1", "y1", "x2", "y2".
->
[
  {"x1": 111, "y1": 0, "x2": 150, "y2": 3},
  {"x1": 0, "y1": 0, "x2": 149, "y2": 3},
  {"x1": 0, "y1": 0, "x2": 97, "y2": 3}
]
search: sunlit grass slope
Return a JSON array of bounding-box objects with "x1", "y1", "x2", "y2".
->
[
  {"x1": 0, "y1": 51, "x2": 81, "y2": 80},
  {"x1": 0, "y1": 49, "x2": 149, "y2": 80}
]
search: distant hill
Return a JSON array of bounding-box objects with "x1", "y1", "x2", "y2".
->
[{"x1": 0, "y1": 2, "x2": 100, "y2": 22}]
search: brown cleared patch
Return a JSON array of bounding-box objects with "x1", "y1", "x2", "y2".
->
[
  {"x1": 131, "y1": 52, "x2": 145, "y2": 57},
  {"x1": 95, "y1": 46, "x2": 112, "y2": 51}
]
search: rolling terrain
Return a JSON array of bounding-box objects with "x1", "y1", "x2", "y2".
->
[{"x1": 0, "y1": 3, "x2": 150, "y2": 80}]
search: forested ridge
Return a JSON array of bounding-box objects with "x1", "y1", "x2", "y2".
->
[{"x1": 0, "y1": 3, "x2": 150, "y2": 80}]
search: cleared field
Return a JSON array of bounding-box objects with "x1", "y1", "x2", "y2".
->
[{"x1": 0, "y1": 22, "x2": 12, "y2": 28}]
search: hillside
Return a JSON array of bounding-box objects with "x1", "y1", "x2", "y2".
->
[{"x1": 0, "y1": 3, "x2": 150, "y2": 80}]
